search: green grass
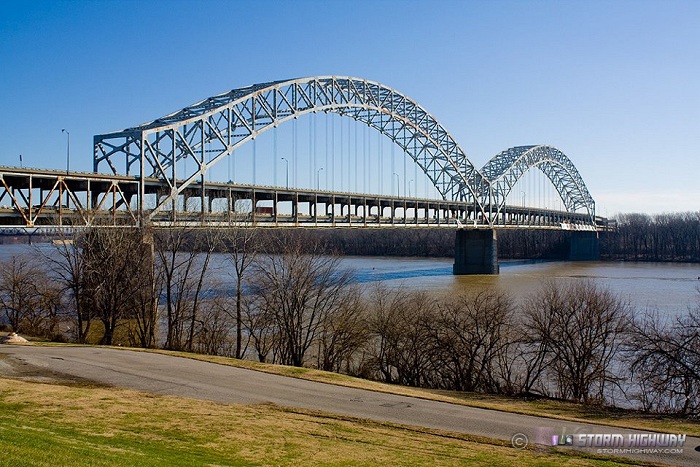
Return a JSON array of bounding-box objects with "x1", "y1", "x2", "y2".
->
[{"x1": 0, "y1": 378, "x2": 646, "y2": 467}]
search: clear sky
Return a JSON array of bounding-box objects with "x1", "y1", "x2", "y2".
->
[{"x1": 1, "y1": 0, "x2": 698, "y2": 215}]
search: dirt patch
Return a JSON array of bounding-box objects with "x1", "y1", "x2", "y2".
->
[{"x1": 0, "y1": 353, "x2": 107, "y2": 388}]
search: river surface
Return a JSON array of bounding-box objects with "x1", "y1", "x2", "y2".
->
[
  {"x1": 1, "y1": 243, "x2": 698, "y2": 320},
  {"x1": 341, "y1": 256, "x2": 700, "y2": 319}
]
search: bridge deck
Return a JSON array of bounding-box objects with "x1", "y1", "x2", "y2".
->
[{"x1": 0, "y1": 166, "x2": 611, "y2": 231}]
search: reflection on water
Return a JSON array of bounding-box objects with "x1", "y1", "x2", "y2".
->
[
  {"x1": 1, "y1": 243, "x2": 698, "y2": 319},
  {"x1": 350, "y1": 257, "x2": 453, "y2": 283},
  {"x1": 339, "y1": 256, "x2": 700, "y2": 319}
]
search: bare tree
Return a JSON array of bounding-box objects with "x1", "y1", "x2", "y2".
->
[
  {"x1": 81, "y1": 226, "x2": 154, "y2": 345},
  {"x1": 365, "y1": 286, "x2": 435, "y2": 386},
  {"x1": 156, "y1": 227, "x2": 192, "y2": 350},
  {"x1": 243, "y1": 293, "x2": 277, "y2": 362},
  {"x1": 34, "y1": 273, "x2": 65, "y2": 339},
  {"x1": 602, "y1": 212, "x2": 700, "y2": 262},
  {"x1": 431, "y1": 290, "x2": 514, "y2": 392},
  {"x1": 249, "y1": 236, "x2": 353, "y2": 367},
  {"x1": 185, "y1": 229, "x2": 219, "y2": 351},
  {"x1": 194, "y1": 295, "x2": 236, "y2": 357},
  {"x1": 626, "y1": 302, "x2": 700, "y2": 415},
  {"x1": 317, "y1": 286, "x2": 368, "y2": 373},
  {"x1": 523, "y1": 281, "x2": 631, "y2": 404},
  {"x1": 497, "y1": 321, "x2": 551, "y2": 397},
  {"x1": 155, "y1": 227, "x2": 218, "y2": 351},
  {"x1": 221, "y1": 222, "x2": 259, "y2": 359},
  {"x1": 128, "y1": 230, "x2": 159, "y2": 348},
  {"x1": 46, "y1": 233, "x2": 93, "y2": 343},
  {"x1": 0, "y1": 256, "x2": 39, "y2": 333},
  {"x1": 364, "y1": 285, "x2": 409, "y2": 383},
  {"x1": 0, "y1": 255, "x2": 63, "y2": 337}
]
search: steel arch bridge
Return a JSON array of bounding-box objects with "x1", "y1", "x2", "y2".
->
[
  {"x1": 93, "y1": 76, "x2": 596, "y2": 227},
  {"x1": 482, "y1": 145, "x2": 596, "y2": 219}
]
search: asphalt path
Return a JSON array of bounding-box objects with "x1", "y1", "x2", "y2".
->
[{"x1": 2, "y1": 345, "x2": 698, "y2": 466}]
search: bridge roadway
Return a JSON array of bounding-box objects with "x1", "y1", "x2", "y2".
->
[
  {"x1": 0, "y1": 166, "x2": 606, "y2": 230},
  {"x1": 1, "y1": 345, "x2": 697, "y2": 466}
]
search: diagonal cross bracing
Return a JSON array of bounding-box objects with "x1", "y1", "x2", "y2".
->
[
  {"x1": 482, "y1": 145, "x2": 596, "y2": 222},
  {"x1": 94, "y1": 76, "x2": 488, "y2": 220},
  {"x1": 93, "y1": 76, "x2": 596, "y2": 227}
]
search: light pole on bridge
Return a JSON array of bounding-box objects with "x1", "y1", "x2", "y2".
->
[
  {"x1": 316, "y1": 167, "x2": 324, "y2": 190},
  {"x1": 61, "y1": 129, "x2": 70, "y2": 174},
  {"x1": 393, "y1": 172, "x2": 400, "y2": 197},
  {"x1": 409, "y1": 179, "x2": 414, "y2": 198},
  {"x1": 281, "y1": 157, "x2": 289, "y2": 189}
]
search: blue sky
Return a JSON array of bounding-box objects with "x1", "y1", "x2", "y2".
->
[{"x1": 1, "y1": 0, "x2": 698, "y2": 215}]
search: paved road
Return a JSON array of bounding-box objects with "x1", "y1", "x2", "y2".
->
[{"x1": 2, "y1": 345, "x2": 698, "y2": 466}]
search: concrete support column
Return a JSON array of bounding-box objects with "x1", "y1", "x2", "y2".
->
[
  {"x1": 292, "y1": 193, "x2": 298, "y2": 223},
  {"x1": 569, "y1": 231, "x2": 600, "y2": 261},
  {"x1": 453, "y1": 229, "x2": 499, "y2": 275}
]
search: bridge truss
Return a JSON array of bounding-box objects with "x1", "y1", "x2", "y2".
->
[
  {"x1": 94, "y1": 77, "x2": 493, "y2": 222},
  {"x1": 482, "y1": 145, "x2": 596, "y2": 219},
  {"x1": 0, "y1": 76, "x2": 602, "y2": 230},
  {"x1": 0, "y1": 165, "x2": 606, "y2": 230}
]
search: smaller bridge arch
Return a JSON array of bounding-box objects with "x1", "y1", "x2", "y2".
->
[{"x1": 481, "y1": 145, "x2": 596, "y2": 223}]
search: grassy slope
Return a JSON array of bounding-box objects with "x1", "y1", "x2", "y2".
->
[
  {"x1": 0, "y1": 378, "x2": 641, "y2": 467},
  {"x1": 6, "y1": 335, "x2": 699, "y2": 436}
]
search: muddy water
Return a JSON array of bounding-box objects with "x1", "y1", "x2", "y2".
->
[
  {"x1": 342, "y1": 256, "x2": 700, "y2": 319},
  {"x1": 2, "y1": 243, "x2": 698, "y2": 319}
]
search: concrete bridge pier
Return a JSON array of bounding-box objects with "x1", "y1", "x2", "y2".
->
[
  {"x1": 453, "y1": 229, "x2": 499, "y2": 275},
  {"x1": 569, "y1": 231, "x2": 600, "y2": 261}
]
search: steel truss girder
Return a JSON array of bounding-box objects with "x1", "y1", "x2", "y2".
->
[
  {"x1": 482, "y1": 145, "x2": 596, "y2": 222},
  {"x1": 93, "y1": 77, "x2": 596, "y2": 228},
  {"x1": 0, "y1": 169, "x2": 139, "y2": 227},
  {"x1": 94, "y1": 76, "x2": 490, "y2": 221}
]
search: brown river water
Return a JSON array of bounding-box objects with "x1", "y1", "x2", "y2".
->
[
  {"x1": 343, "y1": 256, "x2": 700, "y2": 319},
  {"x1": 2, "y1": 243, "x2": 698, "y2": 320}
]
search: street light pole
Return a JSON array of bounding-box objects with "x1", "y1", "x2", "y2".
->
[
  {"x1": 409, "y1": 179, "x2": 414, "y2": 198},
  {"x1": 61, "y1": 129, "x2": 70, "y2": 173},
  {"x1": 392, "y1": 172, "x2": 400, "y2": 197},
  {"x1": 281, "y1": 157, "x2": 289, "y2": 189},
  {"x1": 317, "y1": 167, "x2": 324, "y2": 190}
]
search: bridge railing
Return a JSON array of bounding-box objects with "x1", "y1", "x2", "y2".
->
[{"x1": 0, "y1": 166, "x2": 605, "y2": 231}]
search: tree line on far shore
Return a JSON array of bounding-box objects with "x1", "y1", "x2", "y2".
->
[
  {"x1": 222, "y1": 211, "x2": 700, "y2": 262},
  {"x1": 1, "y1": 224, "x2": 698, "y2": 416},
  {"x1": 2, "y1": 211, "x2": 698, "y2": 262}
]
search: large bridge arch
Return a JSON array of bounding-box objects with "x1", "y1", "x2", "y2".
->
[
  {"x1": 93, "y1": 76, "x2": 598, "y2": 228},
  {"x1": 94, "y1": 76, "x2": 490, "y2": 219},
  {"x1": 481, "y1": 145, "x2": 596, "y2": 222}
]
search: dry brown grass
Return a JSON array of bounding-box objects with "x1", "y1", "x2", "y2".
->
[{"x1": 0, "y1": 378, "x2": 637, "y2": 466}]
